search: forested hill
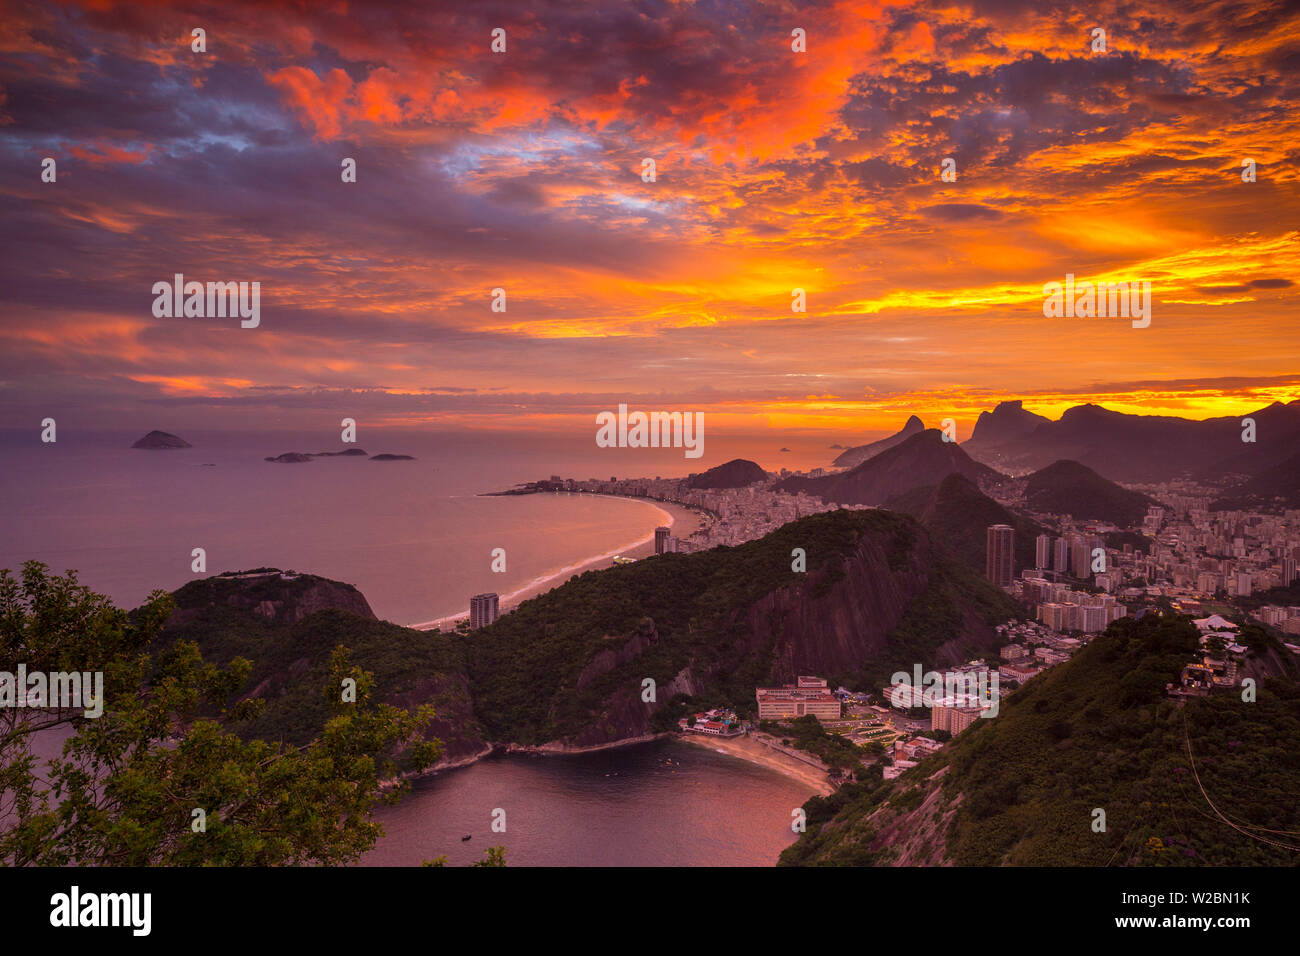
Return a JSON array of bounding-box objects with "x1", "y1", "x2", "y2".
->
[
  {"x1": 159, "y1": 509, "x2": 1020, "y2": 756},
  {"x1": 780, "y1": 612, "x2": 1300, "y2": 867}
]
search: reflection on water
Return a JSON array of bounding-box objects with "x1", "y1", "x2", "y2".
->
[{"x1": 362, "y1": 740, "x2": 814, "y2": 867}]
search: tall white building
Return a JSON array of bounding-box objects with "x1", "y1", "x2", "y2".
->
[
  {"x1": 1036, "y1": 534, "x2": 1052, "y2": 570},
  {"x1": 470, "y1": 592, "x2": 500, "y2": 629}
]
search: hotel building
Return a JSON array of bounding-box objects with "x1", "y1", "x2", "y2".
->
[
  {"x1": 469, "y1": 592, "x2": 500, "y2": 629},
  {"x1": 756, "y1": 676, "x2": 842, "y2": 720}
]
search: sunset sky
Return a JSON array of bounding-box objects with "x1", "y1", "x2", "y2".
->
[{"x1": 1, "y1": 0, "x2": 1297, "y2": 448}]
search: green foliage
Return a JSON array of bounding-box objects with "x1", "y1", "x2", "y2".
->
[
  {"x1": 766, "y1": 715, "x2": 862, "y2": 770},
  {"x1": 1024, "y1": 460, "x2": 1157, "y2": 528},
  {"x1": 422, "y1": 845, "x2": 508, "y2": 867},
  {"x1": 461, "y1": 509, "x2": 971, "y2": 743},
  {"x1": 0, "y1": 562, "x2": 440, "y2": 865},
  {"x1": 783, "y1": 610, "x2": 1300, "y2": 867},
  {"x1": 777, "y1": 777, "x2": 890, "y2": 866},
  {"x1": 884, "y1": 473, "x2": 1048, "y2": 575}
]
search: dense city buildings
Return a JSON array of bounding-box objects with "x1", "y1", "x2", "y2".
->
[
  {"x1": 930, "y1": 696, "x2": 991, "y2": 734},
  {"x1": 529, "y1": 471, "x2": 865, "y2": 553}
]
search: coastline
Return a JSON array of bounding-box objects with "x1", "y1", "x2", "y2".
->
[
  {"x1": 408, "y1": 492, "x2": 706, "y2": 631},
  {"x1": 416, "y1": 733, "x2": 672, "y2": 779},
  {"x1": 419, "y1": 731, "x2": 833, "y2": 801},
  {"x1": 676, "y1": 732, "x2": 835, "y2": 796}
]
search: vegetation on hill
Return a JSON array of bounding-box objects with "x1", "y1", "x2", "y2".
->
[
  {"x1": 781, "y1": 611, "x2": 1300, "y2": 866},
  {"x1": 883, "y1": 472, "x2": 1048, "y2": 575},
  {"x1": 1024, "y1": 460, "x2": 1157, "y2": 528},
  {"x1": 778, "y1": 430, "x2": 1002, "y2": 506},
  {"x1": 462, "y1": 509, "x2": 938, "y2": 743},
  {"x1": 0, "y1": 562, "x2": 440, "y2": 865},
  {"x1": 157, "y1": 509, "x2": 1019, "y2": 754},
  {"x1": 1211, "y1": 450, "x2": 1300, "y2": 510},
  {"x1": 759, "y1": 715, "x2": 863, "y2": 772},
  {"x1": 686, "y1": 457, "x2": 767, "y2": 489}
]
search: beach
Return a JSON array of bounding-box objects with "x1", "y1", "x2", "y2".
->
[
  {"x1": 410, "y1": 493, "x2": 706, "y2": 631},
  {"x1": 676, "y1": 732, "x2": 835, "y2": 797}
]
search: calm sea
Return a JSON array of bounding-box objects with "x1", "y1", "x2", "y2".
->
[
  {"x1": 361, "y1": 739, "x2": 811, "y2": 867},
  {"x1": 1, "y1": 426, "x2": 821, "y2": 866},
  {"x1": 0, "y1": 428, "x2": 705, "y2": 624}
]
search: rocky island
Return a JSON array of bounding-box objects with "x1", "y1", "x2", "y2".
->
[
  {"x1": 132, "y1": 430, "x2": 192, "y2": 449},
  {"x1": 265, "y1": 448, "x2": 369, "y2": 463}
]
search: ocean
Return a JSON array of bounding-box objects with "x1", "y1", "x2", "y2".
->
[
  {"x1": 361, "y1": 739, "x2": 811, "y2": 867},
  {"x1": 1, "y1": 426, "x2": 824, "y2": 866},
  {"x1": 0, "y1": 427, "x2": 705, "y2": 625}
]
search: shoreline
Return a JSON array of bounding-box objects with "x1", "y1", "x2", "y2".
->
[
  {"x1": 413, "y1": 733, "x2": 672, "y2": 780},
  {"x1": 418, "y1": 731, "x2": 833, "y2": 800},
  {"x1": 408, "y1": 492, "x2": 707, "y2": 631},
  {"x1": 675, "y1": 732, "x2": 835, "y2": 796}
]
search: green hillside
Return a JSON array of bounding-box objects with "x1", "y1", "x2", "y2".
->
[
  {"x1": 781, "y1": 611, "x2": 1300, "y2": 866},
  {"x1": 1024, "y1": 460, "x2": 1157, "y2": 528},
  {"x1": 884, "y1": 473, "x2": 1048, "y2": 575},
  {"x1": 160, "y1": 509, "x2": 1020, "y2": 753}
]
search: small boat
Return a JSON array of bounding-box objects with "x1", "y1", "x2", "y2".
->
[{"x1": 461, "y1": 834, "x2": 472, "y2": 842}]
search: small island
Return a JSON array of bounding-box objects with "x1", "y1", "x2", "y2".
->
[
  {"x1": 369, "y1": 453, "x2": 415, "y2": 461},
  {"x1": 264, "y1": 448, "x2": 370, "y2": 463},
  {"x1": 132, "y1": 430, "x2": 191, "y2": 449}
]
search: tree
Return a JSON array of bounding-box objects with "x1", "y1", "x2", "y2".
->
[
  {"x1": 472, "y1": 845, "x2": 507, "y2": 867},
  {"x1": 1, "y1": 561, "x2": 441, "y2": 865},
  {"x1": 424, "y1": 846, "x2": 507, "y2": 867}
]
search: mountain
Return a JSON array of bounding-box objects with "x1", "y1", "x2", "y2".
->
[
  {"x1": 832, "y1": 415, "x2": 924, "y2": 469},
  {"x1": 778, "y1": 430, "x2": 1002, "y2": 506},
  {"x1": 962, "y1": 400, "x2": 1300, "y2": 483},
  {"x1": 1211, "y1": 450, "x2": 1300, "y2": 510},
  {"x1": 1023, "y1": 460, "x2": 1158, "y2": 528},
  {"x1": 157, "y1": 510, "x2": 1020, "y2": 759},
  {"x1": 780, "y1": 611, "x2": 1300, "y2": 866},
  {"x1": 158, "y1": 569, "x2": 483, "y2": 762},
  {"x1": 686, "y1": 458, "x2": 767, "y2": 489},
  {"x1": 168, "y1": 568, "x2": 377, "y2": 626},
  {"x1": 968, "y1": 400, "x2": 1051, "y2": 446},
  {"x1": 884, "y1": 473, "x2": 1049, "y2": 575},
  {"x1": 132, "y1": 430, "x2": 191, "y2": 449}
]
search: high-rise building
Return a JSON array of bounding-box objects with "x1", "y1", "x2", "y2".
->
[
  {"x1": 1053, "y1": 537, "x2": 1070, "y2": 574},
  {"x1": 1070, "y1": 535, "x2": 1089, "y2": 579},
  {"x1": 470, "y1": 592, "x2": 499, "y2": 629},
  {"x1": 1283, "y1": 557, "x2": 1298, "y2": 586},
  {"x1": 655, "y1": 526, "x2": 671, "y2": 555},
  {"x1": 1035, "y1": 534, "x2": 1052, "y2": 570},
  {"x1": 986, "y1": 524, "x2": 1014, "y2": 588}
]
